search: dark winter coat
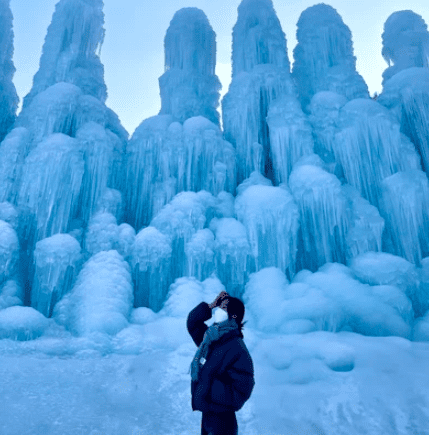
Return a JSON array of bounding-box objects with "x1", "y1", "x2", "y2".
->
[{"x1": 187, "y1": 302, "x2": 255, "y2": 413}]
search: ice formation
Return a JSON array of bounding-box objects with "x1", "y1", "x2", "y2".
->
[
  {"x1": 292, "y1": 4, "x2": 369, "y2": 111},
  {"x1": 235, "y1": 183, "x2": 299, "y2": 279},
  {"x1": 0, "y1": 280, "x2": 23, "y2": 310},
  {"x1": 289, "y1": 162, "x2": 348, "y2": 271},
  {"x1": 378, "y1": 68, "x2": 429, "y2": 176},
  {"x1": 267, "y1": 95, "x2": 314, "y2": 184},
  {"x1": 380, "y1": 170, "x2": 429, "y2": 266},
  {"x1": 131, "y1": 226, "x2": 172, "y2": 313},
  {"x1": 0, "y1": 220, "x2": 19, "y2": 285},
  {"x1": 22, "y1": 0, "x2": 106, "y2": 109},
  {"x1": 185, "y1": 229, "x2": 215, "y2": 281},
  {"x1": 159, "y1": 8, "x2": 221, "y2": 126},
  {"x1": 32, "y1": 234, "x2": 81, "y2": 318},
  {"x1": 0, "y1": 0, "x2": 18, "y2": 142},
  {"x1": 222, "y1": 0, "x2": 296, "y2": 184},
  {"x1": 382, "y1": 11, "x2": 429, "y2": 85},
  {"x1": 334, "y1": 98, "x2": 421, "y2": 208},
  {"x1": 125, "y1": 116, "x2": 235, "y2": 230},
  {"x1": 53, "y1": 250, "x2": 133, "y2": 336}
]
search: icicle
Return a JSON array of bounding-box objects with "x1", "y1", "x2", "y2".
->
[
  {"x1": 292, "y1": 4, "x2": 369, "y2": 111},
  {"x1": 185, "y1": 228, "x2": 215, "y2": 281},
  {"x1": 32, "y1": 233, "x2": 81, "y2": 317},
  {"x1": 0, "y1": 220, "x2": 19, "y2": 285},
  {"x1": 131, "y1": 226, "x2": 172, "y2": 313}
]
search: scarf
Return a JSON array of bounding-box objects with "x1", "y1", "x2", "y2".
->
[{"x1": 189, "y1": 317, "x2": 238, "y2": 382}]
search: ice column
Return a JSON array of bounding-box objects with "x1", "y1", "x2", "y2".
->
[
  {"x1": 222, "y1": 0, "x2": 296, "y2": 184},
  {"x1": 289, "y1": 161, "x2": 348, "y2": 271},
  {"x1": 22, "y1": 0, "x2": 107, "y2": 109},
  {"x1": 380, "y1": 170, "x2": 429, "y2": 266},
  {"x1": 131, "y1": 227, "x2": 172, "y2": 313},
  {"x1": 334, "y1": 99, "x2": 421, "y2": 208},
  {"x1": 266, "y1": 95, "x2": 314, "y2": 184},
  {"x1": 0, "y1": 220, "x2": 19, "y2": 286},
  {"x1": 235, "y1": 182, "x2": 299, "y2": 279},
  {"x1": 17, "y1": 133, "x2": 84, "y2": 250},
  {"x1": 378, "y1": 68, "x2": 429, "y2": 176},
  {"x1": 159, "y1": 8, "x2": 221, "y2": 126},
  {"x1": 185, "y1": 229, "x2": 215, "y2": 281},
  {"x1": 32, "y1": 234, "x2": 81, "y2": 317},
  {"x1": 292, "y1": 4, "x2": 369, "y2": 111},
  {"x1": 0, "y1": 0, "x2": 18, "y2": 142},
  {"x1": 125, "y1": 115, "x2": 235, "y2": 230},
  {"x1": 53, "y1": 250, "x2": 133, "y2": 336},
  {"x1": 382, "y1": 11, "x2": 429, "y2": 85}
]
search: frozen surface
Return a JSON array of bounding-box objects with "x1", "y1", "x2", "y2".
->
[
  {"x1": 382, "y1": 11, "x2": 429, "y2": 84},
  {"x1": 0, "y1": 0, "x2": 18, "y2": 142},
  {"x1": 159, "y1": 8, "x2": 221, "y2": 126},
  {"x1": 292, "y1": 4, "x2": 369, "y2": 111},
  {"x1": 185, "y1": 228, "x2": 215, "y2": 281},
  {"x1": 235, "y1": 184, "x2": 299, "y2": 278},
  {"x1": 53, "y1": 250, "x2": 133, "y2": 336},
  {"x1": 22, "y1": 0, "x2": 106, "y2": 109},
  {"x1": 0, "y1": 220, "x2": 19, "y2": 284},
  {"x1": 32, "y1": 234, "x2": 81, "y2": 318},
  {"x1": 0, "y1": 280, "x2": 23, "y2": 310}
]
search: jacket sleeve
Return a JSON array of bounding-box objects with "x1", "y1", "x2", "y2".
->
[
  {"x1": 205, "y1": 344, "x2": 255, "y2": 413},
  {"x1": 186, "y1": 302, "x2": 213, "y2": 347}
]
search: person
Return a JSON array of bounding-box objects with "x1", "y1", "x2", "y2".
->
[{"x1": 187, "y1": 291, "x2": 255, "y2": 435}]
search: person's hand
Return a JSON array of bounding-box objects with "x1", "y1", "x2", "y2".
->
[{"x1": 208, "y1": 291, "x2": 229, "y2": 309}]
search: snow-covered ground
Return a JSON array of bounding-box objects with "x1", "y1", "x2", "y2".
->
[{"x1": 1, "y1": 323, "x2": 428, "y2": 435}]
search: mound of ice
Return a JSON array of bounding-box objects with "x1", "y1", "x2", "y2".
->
[
  {"x1": 413, "y1": 311, "x2": 429, "y2": 341},
  {"x1": 235, "y1": 184, "x2": 299, "y2": 278},
  {"x1": 32, "y1": 234, "x2": 81, "y2": 318},
  {"x1": 53, "y1": 250, "x2": 133, "y2": 336},
  {"x1": 0, "y1": 306, "x2": 50, "y2": 341},
  {"x1": 131, "y1": 226, "x2": 172, "y2": 312},
  {"x1": 0, "y1": 202, "x2": 18, "y2": 230},
  {"x1": 84, "y1": 212, "x2": 119, "y2": 256},
  {"x1": 0, "y1": 280, "x2": 23, "y2": 310}
]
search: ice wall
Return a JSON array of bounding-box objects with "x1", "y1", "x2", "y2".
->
[
  {"x1": 125, "y1": 116, "x2": 235, "y2": 230},
  {"x1": 292, "y1": 4, "x2": 369, "y2": 111},
  {"x1": 159, "y1": 8, "x2": 221, "y2": 126},
  {"x1": 0, "y1": 0, "x2": 18, "y2": 142},
  {"x1": 382, "y1": 10, "x2": 429, "y2": 85},
  {"x1": 222, "y1": 0, "x2": 296, "y2": 184},
  {"x1": 22, "y1": 0, "x2": 107, "y2": 109}
]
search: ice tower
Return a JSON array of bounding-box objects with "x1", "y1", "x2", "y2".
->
[
  {"x1": 0, "y1": 0, "x2": 18, "y2": 143},
  {"x1": 222, "y1": 0, "x2": 296, "y2": 184},
  {"x1": 382, "y1": 11, "x2": 429, "y2": 85},
  {"x1": 292, "y1": 4, "x2": 369, "y2": 111},
  {"x1": 159, "y1": 8, "x2": 221, "y2": 126}
]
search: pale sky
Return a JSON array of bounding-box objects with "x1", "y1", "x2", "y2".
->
[{"x1": 10, "y1": 0, "x2": 429, "y2": 136}]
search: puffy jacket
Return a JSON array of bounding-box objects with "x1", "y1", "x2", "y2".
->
[{"x1": 187, "y1": 302, "x2": 255, "y2": 413}]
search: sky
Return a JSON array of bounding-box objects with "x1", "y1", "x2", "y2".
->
[{"x1": 10, "y1": 0, "x2": 429, "y2": 137}]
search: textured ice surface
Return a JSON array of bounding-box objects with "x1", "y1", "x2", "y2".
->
[
  {"x1": 159, "y1": 8, "x2": 221, "y2": 126},
  {"x1": 0, "y1": 202, "x2": 18, "y2": 230},
  {"x1": 53, "y1": 250, "x2": 133, "y2": 336},
  {"x1": 0, "y1": 0, "x2": 18, "y2": 142},
  {"x1": 18, "y1": 133, "x2": 84, "y2": 249},
  {"x1": 22, "y1": 0, "x2": 106, "y2": 109},
  {"x1": 185, "y1": 228, "x2": 215, "y2": 281},
  {"x1": 289, "y1": 162, "x2": 348, "y2": 271},
  {"x1": 267, "y1": 95, "x2": 314, "y2": 184},
  {"x1": 0, "y1": 280, "x2": 23, "y2": 310},
  {"x1": 382, "y1": 11, "x2": 429, "y2": 84},
  {"x1": 0, "y1": 306, "x2": 50, "y2": 340},
  {"x1": 32, "y1": 234, "x2": 81, "y2": 318},
  {"x1": 222, "y1": 0, "x2": 294, "y2": 183},
  {"x1": 0, "y1": 220, "x2": 19, "y2": 285},
  {"x1": 126, "y1": 115, "x2": 235, "y2": 229},
  {"x1": 292, "y1": 4, "x2": 369, "y2": 111},
  {"x1": 235, "y1": 184, "x2": 299, "y2": 278},
  {"x1": 379, "y1": 68, "x2": 429, "y2": 175},
  {"x1": 380, "y1": 170, "x2": 429, "y2": 266},
  {"x1": 131, "y1": 226, "x2": 172, "y2": 312},
  {"x1": 334, "y1": 98, "x2": 421, "y2": 207}
]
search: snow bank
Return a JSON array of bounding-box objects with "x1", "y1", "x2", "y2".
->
[{"x1": 53, "y1": 250, "x2": 133, "y2": 336}]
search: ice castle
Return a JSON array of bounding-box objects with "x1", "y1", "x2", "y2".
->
[{"x1": 0, "y1": 0, "x2": 429, "y2": 343}]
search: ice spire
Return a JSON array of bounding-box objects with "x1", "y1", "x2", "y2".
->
[
  {"x1": 0, "y1": 0, "x2": 18, "y2": 142},
  {"x1": 292, "y1": 4, "x2": 369, "y2": 111},
  {"x1": 222, "y1": 0, "x2": 296, "y2": 184},
  {"x1": 22, "y1": 0, "x2": 107, "y2": 109},
  {"x1": 158, "y1": 8, "x2": 221, "y2": 126},
  {"x1": 382, "y1": 11, "x2": 429, "y2": 85}
]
